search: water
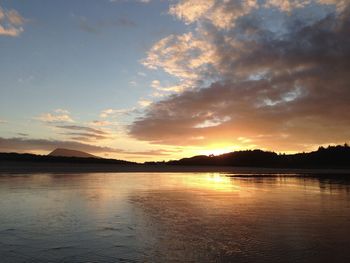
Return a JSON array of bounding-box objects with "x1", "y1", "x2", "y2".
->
[{"x1": 0, "y1": 172, "x2": 350, "y2": 262}]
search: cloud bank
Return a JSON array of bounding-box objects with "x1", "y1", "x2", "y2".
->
[
  {"x1": 0, "y1": 137, "x2": 179, "y2": 158},
  {"x1": 130, "y1": 0, "x2": 350, "y2": 151},
  {"x1": 0, "y1": 137, "x2": 120, "y2": 154}
]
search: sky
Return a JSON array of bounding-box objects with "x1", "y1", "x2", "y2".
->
[{"x1": 0, "y1": 0, "x2": 349, "y2": 161}]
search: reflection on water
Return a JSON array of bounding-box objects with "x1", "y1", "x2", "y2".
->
[{"x1": 0, "y1": 173, "x2": 350, "y2": 262}]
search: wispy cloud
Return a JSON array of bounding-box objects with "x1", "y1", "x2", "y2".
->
[
  {"x1": 129, "y1": 80, "x2": 137, "y2": 86},
  {"x1": 35, "y1": 109, "x2": 74, "y2": 123},
  {"x1": 109, "y1": 0, "x2": 151, "y2": 4},
  {"x1": 122, "y1": 148, "x2": 179, "y2": 156},
  {"x1": 56, "y1": 125, "x2": 111, "y2": 142},
  {"x1": 54, "y1": 109, "x2": 70, "y2": 114},
  {"x1": 138, "y1": 99, "x2": 152, "y2": 107},
  {"x1": 151, "y1": 79, "x2": 187, "y2": 95},
  {"x1": 137, "y1": 71, "x2": 147, "y2": 77},
  {"x1": 0, "y1": 5, "x2": 26, "y2": 37},
  {"x1": 0, "y1": 137, "x2": 176, "y2": 158},
  {"x1": 89, "y1": 120, "x2": 113, "y2": 127},
  {"x1": 100, "y1": 108, "x2": 136, "y2": 118},
  {"x1": 57, "y1": 125, "x2": 108, "y2": 135},
  {"x1": 77, "y1": 15, "x2": 136, "y2": 34},
  {"x1": 0, "y1": 137, "x2": 121, "y2": 154},
  {"x1": 62, "y1": 132, "x2": 108, "y2": 141}
]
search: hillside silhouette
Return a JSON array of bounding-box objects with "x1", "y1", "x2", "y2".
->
[
  {"x1": 0, "y1": 144, "x2": 350, "y2": 169},
  {"x1": 48, "y1": 148, "x2": 98, "y2": 158},
  {"x1": 148, "y1": 144, "x2": 350, "y2": 169},
  {"x1": 0, "y1": 152, "x2": 135, "y2": 165}
]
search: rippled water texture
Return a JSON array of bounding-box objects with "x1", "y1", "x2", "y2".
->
[{"x1": 0, "y1": 172, "x2": 350, "y2": 262}]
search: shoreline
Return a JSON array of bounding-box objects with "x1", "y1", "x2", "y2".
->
[{"x1": 1, "y1": 161, "x2": 350, "y2": 175}]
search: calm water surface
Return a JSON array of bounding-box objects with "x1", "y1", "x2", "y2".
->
[{"x1": 0, "y1": 172, "x2": 350, "y2": 262}]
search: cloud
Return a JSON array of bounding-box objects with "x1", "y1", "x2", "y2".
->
[
  {"x1": 122, "y1": 148, "x2": 179, "y2": 156},
  {"x1": 54, "y1": 109, "x2": 70, "y2": 114},
  {"x1": 151, "y1": 79, "x2": 187, "y2": 95},
  {"x1": 143, "y1": 32, "x2": 216, "y2": 84},
  {"x1": 0, "y1": 5, "x2": 26, "y2": 36},
  {"x1": 0, "y1": 137, "x2": 122, "y2": 154},
  {"x1": 62, "y1": 132, "x2": 108, "y2": 141},
  {"x1": 115, "y1": 17, "x2": 137, "y2": 27},
  {"x1": 56, "y1": 125, "x2": 111, "y2": 142},
  {"x1": 130, "y1": 0, "x2": 350, "y2": 152},
  {"x1": 110, "y1": 0, "x2": 151, "y2": 3},
  {"x1": 77, "y1": 15, "x2": 136, "y2": 34},
  {"x1": 89, "y1": 120, "x2": 113, "y2": 127},
  {"x1": 0, "y1": 119, "x2": 7, "y2": 124},
  {"x1": 6, "y1": 9, "x2": 25, "y2": 26},
  {"x1": 57, "y1": 125, "x2": 108, "y2": 135},
  {"x1": 265, "y1": 0, "x2": 347, "y2": 12},
  {"x1": 36, "y1": 113, "x2": 74, "y2": 123},
  {"x1": 138, "y1": 72, "x2": 147, "y2": 77},
  {"x1": 129, "y1": 80, "x2": 137, "y2": 86},
  {"x1": 169, "y1": 1, "x2": 345, "y2": 28},
  {"x1": 0, "y1": 137, "x2": 176, "y2": 158},
  {"x1": 169, "y1": 0, "x2": 259, "y2": 29},
  {"x1": 36, "y1": 110, "x2": 74, "y2": 123},
  {"x1": 0, "y1": 25, "x2": 22, "y2": 36},
  {"x1": 169, "y1": 0, "x2": 215, "y2": 24},
  {"x1": 100, "y1": 108, "x2": 136, "y2": 118},
  {"x1": 138, "y1": 99, "x2": 152, "y2": 107},
  {"x1": 34, "y1": 111, "x2": 117, "y2": 143}
]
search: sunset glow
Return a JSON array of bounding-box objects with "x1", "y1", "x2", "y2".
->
[
  {"x1": 180, "y1": 173, "x2": 239, "y2": 192},
  {"x1": 1, "y1": 3, "x2": 350, "y2": 261},
  {"x1": 1, "y1": 0, "x2": 350, "y2": 161},
  {"x1": 198, "y1": 147, "x2": 236, "y2": 157}
]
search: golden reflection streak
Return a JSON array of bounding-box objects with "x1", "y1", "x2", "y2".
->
[{"x1": 181, "y1": 173, "x2": 241, "y2": 192}]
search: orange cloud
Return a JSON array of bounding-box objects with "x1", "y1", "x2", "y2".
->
[
  {"x1": 36, "y1": 110, "x2": 74, "y2": 123},
  {"x1": 0, "y1": 5, "x2": 25, "y2": 37},
  {"x1": 131, "y1": 0, "x2": 350, "y2": 153}
]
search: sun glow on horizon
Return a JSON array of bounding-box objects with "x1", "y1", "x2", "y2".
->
[{"x1": 197, "y1": 145, "x2": 241, "y2": 157}]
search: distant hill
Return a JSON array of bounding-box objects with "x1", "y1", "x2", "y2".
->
[
  {"x1": 147, "y1": 144, "x2": 350, "y2": 169},
  {"x1": 49, "y1": 148, "x2": 98, "y2": 158},
  {"x1": 1, "y1": 144, "x2": 350, "y2": 169},
  {"x1": 0, "y1": 152, "x2": 135, "y2": 165}
]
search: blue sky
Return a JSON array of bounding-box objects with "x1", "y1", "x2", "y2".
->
[
  {"x1": 0, "y1": 0, "x2": 183, "y2": 119},
  {"x1": 0, "y1": 0, "x2": 189, "y2": 160}
]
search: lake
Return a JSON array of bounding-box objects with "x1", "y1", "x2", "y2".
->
[{"x1": 0, "y1": 172, "x2": 350, "y2": 262}]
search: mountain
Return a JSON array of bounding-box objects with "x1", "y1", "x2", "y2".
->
[{"x1": 48, "y1": 148, "x2": 98, "y2": 158}]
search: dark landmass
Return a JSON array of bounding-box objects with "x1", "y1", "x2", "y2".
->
[
  {"x1": 48, "y1": 148, "x2": 98, "y2": 158},
  {"x1": 1, "y1": 161, "x2": 350, "y2": 175},
  {"x1": 0, "y1": 152, "x2": 134, "y2": 165},
  {"x1": 148, "y1": 144, "x2": 350, "y2": 169},
  {"x1": 0, "y1": 144, "x2": 349, "y2": 174}
]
